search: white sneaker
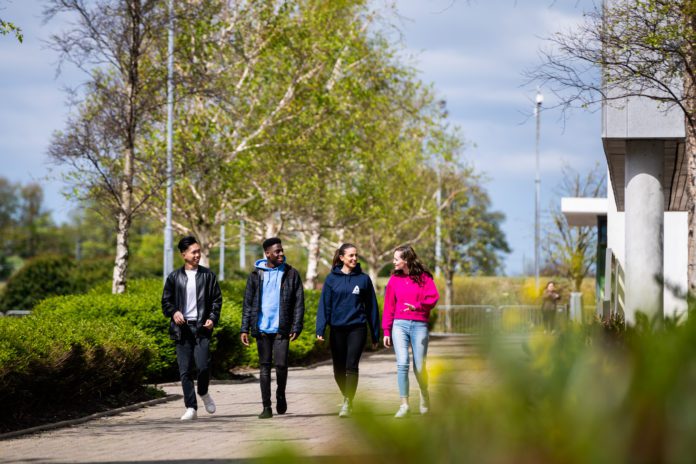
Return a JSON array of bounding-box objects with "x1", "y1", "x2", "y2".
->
[
  {"x1": 420, "y1": 392, "x2": 430, "y2": 415},
  {"x1": 394, "y1": 404, "x2": 410, "y2": 419},
  {"x1": 201, "y1": 393, "x2": 216, "y2": 414},
  {"x1": 338, "y1": 398, "x2": 352, "y2": 418},
  {"x1": 180, "y1": 407, "x2": 197, "y2": 421}
]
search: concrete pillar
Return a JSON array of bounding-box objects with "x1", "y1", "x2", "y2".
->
[{"x1": 624, "y1": 140, "x2": 664, "y2": 323}]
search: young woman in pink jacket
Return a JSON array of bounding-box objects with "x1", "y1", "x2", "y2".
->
[{"x1": 382, "y1": 245, "x2": 440, "y2": 418}]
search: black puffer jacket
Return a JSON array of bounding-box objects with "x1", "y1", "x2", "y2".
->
[
  {"x1": 161, "y1": 265, "x2": 223, "y2": 340},
  {"x1": 241, "y1": 264, "x2": 305, "y2": 338}
]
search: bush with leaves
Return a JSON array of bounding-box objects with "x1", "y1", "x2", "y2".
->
[
  {"x1": 0, "y1": 312, "x2": 155, "y2": 432},
  {"x1": 0, "y1": 254, "x2": 76, "y2": 312}
]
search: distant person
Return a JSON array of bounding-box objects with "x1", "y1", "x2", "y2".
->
[
  {"x1": 316, "y1": 243, "x2": 380, "y2": 418},
  {"x1": 541, "y1": 281, "x2": 561, "y2": 332},
  {"x1": 382, "y1": 245, "x2": 439, "y2": 418},
  {"x1": 162, "y1": 236, "x2": 222, "y2": 421},
  {"x1": 241, "y1": 237, "x2": 305, "y2": 419}
]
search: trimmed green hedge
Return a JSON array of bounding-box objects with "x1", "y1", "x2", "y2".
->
[
  {"x1": 33, "y1": 278, "x2": 328, "y2": 380},
  {"x1": 0, "y1": 312, "x2": 155, "y2": 431}
]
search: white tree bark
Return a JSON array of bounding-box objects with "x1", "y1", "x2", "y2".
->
[{"x1": 304, "y1": 221, "x2": 321, "y2": 289}]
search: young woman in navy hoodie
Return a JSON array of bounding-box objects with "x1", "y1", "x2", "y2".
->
[{"x1": 316, "y1": 243, "x2": 380, "y2": 418}]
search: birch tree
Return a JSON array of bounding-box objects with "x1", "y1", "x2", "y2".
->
[{"x1": 46, "y1": 0, "x2": 167, "y2": 293}]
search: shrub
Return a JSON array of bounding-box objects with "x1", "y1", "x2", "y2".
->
[
  {"x1": 0, "y1": 312, "x2": 155, "y2": 432},
  {"x1": 0, "y1": 255, "x2": 76, "y2": 312}
]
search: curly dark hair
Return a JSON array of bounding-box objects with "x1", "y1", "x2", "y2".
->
[{"x1": 392, "y1": 245, "x2": 432, "y2": 285}]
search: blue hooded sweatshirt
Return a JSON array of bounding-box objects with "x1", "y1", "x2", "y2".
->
[
  {"x1": 256, "y1": 258, "x2": 285, "y2": 333},
  {"x1": 316, "y1": 263, "x2": 380, "y2": 343}
]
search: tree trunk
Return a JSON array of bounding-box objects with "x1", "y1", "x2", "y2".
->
[
  {"x1": 112, "y1": 144, "x2": 134, "y2": 294},
  {"x1": 196, "y1": 227, "x2": 213, "y2": 268},
  {"x1": 112, "y1": 209, "x2": 131, "y2": 294},
  {"x1": 685, "y1": 16, "x2": 696, "y2": 297},
  {"x1": 304, "y1": 221, "x2": 321, "y2": 290}
]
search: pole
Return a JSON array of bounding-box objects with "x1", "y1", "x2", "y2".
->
[
  {"x1": 435, "y1": 168, "x2": 442, "y2": 277},
  {"x1": 534, "y1": 93, "x2": 541, "y2": 289},
  {"x1": 163, "y1": 0, "x2": 175, "y2": 280},
  {"x1": 219, "y1": 212, "x2": 225, "y2": 281},
  {"x1": 239, "y1": 219, "x2": 246, "y2": 270}
]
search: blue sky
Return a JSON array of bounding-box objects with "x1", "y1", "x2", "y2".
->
[{"x1": 0, "y1": 0, "x2": 604, "y2": 275}]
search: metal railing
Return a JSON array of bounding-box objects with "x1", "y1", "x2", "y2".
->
[{"x1": 432, "y1": 304, "x2": 568, "y2": 335}]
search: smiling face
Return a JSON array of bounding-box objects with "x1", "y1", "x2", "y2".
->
[
  {"x1": 340, "y1": 247, "x2": 358, "y2": 271},
  {"x1": 181, "y1": 242, "x2": 201, "y2": 269},
  {"x1": 265, "y1": 243, "x2": 285, "y2": 268},
  {"x1": 393, "y1": 250, "x2": 409, "y2": 274}
]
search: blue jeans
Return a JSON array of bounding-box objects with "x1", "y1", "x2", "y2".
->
[{"x1": 392, "y1": 319, "x2": 429, "y2": 398}]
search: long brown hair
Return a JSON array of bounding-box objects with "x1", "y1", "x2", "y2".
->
[
  {"x1": 332, "y1": 243, "x2": 358, "y2": 268},
  {"x1": 392, "y1": 245, "x2": 432, "y2": 285}
]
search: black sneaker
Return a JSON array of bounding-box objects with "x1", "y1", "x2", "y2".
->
[
  {"x1": 258, "y1": 407, "x2": 273, "y2": 419},
  {"x1": 276, "y1": 395, "x2": 287, "y2": 415}
]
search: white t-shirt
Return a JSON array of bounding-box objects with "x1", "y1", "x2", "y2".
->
[{"x1": 184, "y1": 268, "x2": 198, "y2": 321}]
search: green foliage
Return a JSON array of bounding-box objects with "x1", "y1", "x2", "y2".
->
[
  {"x1": 0, "y1": 255, "x2": 76, "y2": 312},
  {"x1": 0, "y1": 312, "x2": 154, "y2": 431},
  {"x1": 265, "y1": 311, "x2": 696, "y2": 463},
  {"x1": 34, "y1": 278, "x2": 327, "y2": 378},
  {"x1": 0, "y1": 18, "x2": 23, "y2": 43}
]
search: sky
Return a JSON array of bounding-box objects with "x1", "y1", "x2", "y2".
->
[{"x1": 0, "y1": 0, "x2": 605, "y2": 275}]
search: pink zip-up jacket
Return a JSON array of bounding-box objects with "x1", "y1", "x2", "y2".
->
[{"x1": 382, "y1": 273, "x2": 440, "y2": 337}]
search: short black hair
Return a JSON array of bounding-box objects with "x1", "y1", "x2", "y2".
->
[
  {"x1": 178, "y1": 236, "x2": 198, "y2": 253},
  {"x1": 262, "y1": 237, "x2": 282, "y2": 251}
]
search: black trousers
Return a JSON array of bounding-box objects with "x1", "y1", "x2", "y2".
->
[
  {"x1": 256, "y1": 333, "x2": 290, "y2": 408},
  {"x1": 175, "y1": 323, "x2": 211, "y2": 410},
  {"x1": 329, "y1": 324, "x2": 367, "y2": 401}
]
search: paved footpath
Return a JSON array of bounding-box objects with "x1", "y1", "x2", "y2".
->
[{"x1": 1, "y1": 336, "x2": 491, "y2": 464}]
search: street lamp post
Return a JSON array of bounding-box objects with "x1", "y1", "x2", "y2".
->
[
  {"x1": 163, "y1": 0, "x2": 174, "y2": 280},
  {"x1": 534, "y1": 90, "x2": 543, "y2": 290}
]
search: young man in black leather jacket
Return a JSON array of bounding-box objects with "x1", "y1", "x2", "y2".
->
[
  {"x1": 240, "y1": 237, "x2": 305, "y2": 419},
  {"x1": 162, "y1": 236, "x2": 223, "y2": 420}
]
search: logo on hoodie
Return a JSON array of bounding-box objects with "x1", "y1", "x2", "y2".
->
[{"x1": 352, "y1": 285, "x2": 360, "y2": 295}]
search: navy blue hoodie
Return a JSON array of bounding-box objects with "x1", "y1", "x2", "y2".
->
[{"x1": 316, "y1": 263, "x2": 380, "y2": 343}]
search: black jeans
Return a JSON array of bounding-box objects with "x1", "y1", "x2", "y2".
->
[
  {"x1": 175, "y1": 323, "x2": 211, "y2": 410},
  {"x1": 256, "y1": 333, "x2": 290, "y2": 408},
  {"x1": 329, "y1": 324, "x2": 367, "y2": 401}
]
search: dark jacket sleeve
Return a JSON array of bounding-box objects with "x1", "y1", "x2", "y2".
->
[
  {"x1": 291, "y1": 270, "x2": 305, "y2": 335},
  {"x1": 162, "y1": 273, "x2": 177, "y2": 318},
  {"x1": 364, "y1": 276, "x2": 380, "y2": 343},
  {"x1": 316, "y1": 277, "x2": 332, "y2": 337},
  {"x1": 241, "y1": 273, "x2": 255, "y2": 333},
  {"x1": 209, "y1": 274, "x2": 223, "y2": 324}
]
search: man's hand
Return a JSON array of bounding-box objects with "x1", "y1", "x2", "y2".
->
[
  {"x1": 289, "y1": 332, "x2": 298, "y2": 341},
  {"x1": 173, "y1": 311, "x2": 185, "y2": 325},
  {"x1": 240, "y1": 332, "x2": 250, "y2": 346},
  {"x1": 203, "y1": 319, "x2": 214, "y2": 330},
  {"x1": 316, "y1": 335, "x2": 324, "y2": 342},
  {"x1": 371, "y1": 342, "x2": 379, "y2": 350},
  {"x1": 383, "y1": 335, "x2": 392, "y2": 347}
]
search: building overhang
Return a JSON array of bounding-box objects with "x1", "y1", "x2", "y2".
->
[
  {"x1": 602, "y1": 138, "x2": 687, "y2": 212},
  {"x1": 561, "y1": 197, "x2": 608, "y2": 227}
]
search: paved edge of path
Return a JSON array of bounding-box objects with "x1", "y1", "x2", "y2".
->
[
  {"x1": 0, "y1": 394, "x2": 183, "y2": 441},
  {"x1": 0, "y1": 348, "x2": 389, "y2": 442}
]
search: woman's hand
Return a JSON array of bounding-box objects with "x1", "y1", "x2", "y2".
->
[
  {"x1": 383, "y1": 335, "x2": 392, "y2": 347},
  {"x1": 404, "y1": 303, "x2": 416, "y2": 311}
]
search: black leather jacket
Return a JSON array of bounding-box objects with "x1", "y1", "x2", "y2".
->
[
  {"x1": 161, "y1": 265, "x2": 223, "y2": 340},
  {"x1": 241, "y1": 264, "x2": 305, "y2": 338}
]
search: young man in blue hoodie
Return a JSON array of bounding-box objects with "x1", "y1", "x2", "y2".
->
[{"x1": 241, "y1": 237, "x2": 305, "y2": 419}]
